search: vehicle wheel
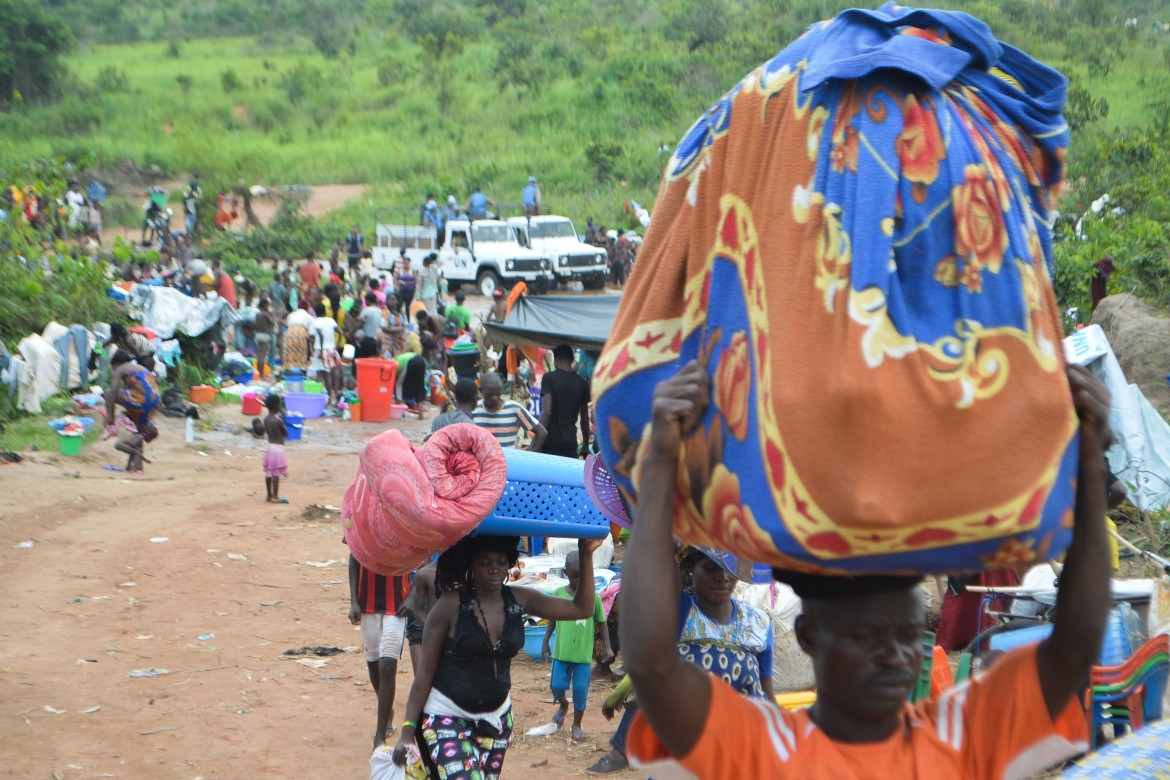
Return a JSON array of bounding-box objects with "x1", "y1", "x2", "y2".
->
[
  {"x1": 584, "y1": 274, "x2": 607, "y2": 291},
  {"x1": 532, "y1": 276, "x2": 550, "y2": 295},
  {"x1": 477, "y1": 269, "x2": 501, "y2": 297}
]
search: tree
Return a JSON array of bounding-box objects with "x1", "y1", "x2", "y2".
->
[
  {"x1": 0, "y1": 0, "x2": 74, "y2": 106},
  {"x1": 382, "y1": 0, "x2": 479, "y2": 62}
]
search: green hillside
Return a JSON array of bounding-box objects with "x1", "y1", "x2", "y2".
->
[{"x1": 4, "y1": 0, "x2": 1170, "y2": 227}]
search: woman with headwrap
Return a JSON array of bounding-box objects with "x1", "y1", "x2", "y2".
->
[
  {"x1": 587, "y1": 544, "x2": 773, "y2": 774},
  {"x1": 392, "y1": 534, "x2": 603, "y2": 779}
]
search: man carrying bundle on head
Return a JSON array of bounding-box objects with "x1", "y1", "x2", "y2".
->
[
  {"x1": 619, "y1": 361, "x2": 1109, "y2": 777},
  {"x1": 593, "y1": 4, "x2": 1113, "y2": 777}
]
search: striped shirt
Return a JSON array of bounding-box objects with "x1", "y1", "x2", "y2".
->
[
  {"x1": 473, "y1": 401, "x2": 538, "y2": 448},
  {"x1": 356, "y1": 563, "x2": 410, "y2": 615}
]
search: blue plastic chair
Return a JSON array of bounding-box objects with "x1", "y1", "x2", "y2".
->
[{"x1": 1083, "y1": 635, "x2": 1170, "y2": 750}]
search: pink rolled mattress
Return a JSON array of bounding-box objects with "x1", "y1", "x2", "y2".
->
[{"x1": 343, "y1": 424, "x2": 507, "y2": 575}]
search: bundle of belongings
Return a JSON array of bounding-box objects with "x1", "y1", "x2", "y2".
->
[
  {"x1": 595, "y1": 3, "x2": 1074, "y2": 576},
  {"x1": 343, "y1": 426, "x2": 507, "y2": 575}
]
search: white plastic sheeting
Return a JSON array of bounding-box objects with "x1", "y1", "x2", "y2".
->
[
  {"x1": 1065, "y1": 325, "x2": 1170, "y2": 511},
  {"x1": 126, "y1": 284, "x2": 239, "y2": 339}
]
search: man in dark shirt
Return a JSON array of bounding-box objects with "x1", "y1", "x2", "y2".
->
[
  {"x1": 346, "y1": 225, "x2": 364, "y2": 272},
  {"x1": 539, "y1": 344, "x2": 591, "y2": 459}
]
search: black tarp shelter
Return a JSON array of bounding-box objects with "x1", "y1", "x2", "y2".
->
[{"x1": 482, "y1": 294, "x2": 621, "y2": 352}]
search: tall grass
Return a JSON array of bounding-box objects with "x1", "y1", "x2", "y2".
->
[{"x1": 2, "y1": 0, "x2": 1169, "y2": 229}]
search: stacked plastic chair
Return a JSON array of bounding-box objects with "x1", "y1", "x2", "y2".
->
[{"x1": 1082, "y1": 634, "x2": 1170, "y2": 750}]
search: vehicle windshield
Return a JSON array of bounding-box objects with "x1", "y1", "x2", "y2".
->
[
  {"x1": 529, "y1": 220, "x2": 576, "y2": 239},
  {"x1": 472, "y1": 224, "x2": 515, "y2": 243}
]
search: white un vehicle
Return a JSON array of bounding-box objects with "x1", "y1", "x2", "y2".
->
[
  {"x1": 507, "y1": 215, "x2": 607, "y2": 290},
  {"x1": 373, "y1": 219, "x2": 554, "y2": 296}
]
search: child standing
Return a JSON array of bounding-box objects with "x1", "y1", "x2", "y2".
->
[
  {"x1": 541, "y1": 550, "x2": 613, "y2": 740},
  {"x1": 262, "y1": 394, "x2": 289, "y2": 503}
]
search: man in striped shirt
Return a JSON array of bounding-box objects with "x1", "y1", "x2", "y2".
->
[
  {"x1": 348, "y1": 553, "x2": 411, "y2": 751},
  {"x1": 473, "y1": 372, "x2": 548, "y2": 451}
]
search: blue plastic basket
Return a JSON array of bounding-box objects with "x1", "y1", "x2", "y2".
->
[
  {"x1": 523, "y1": 625, "x2": 551, "y2": 661},
  {"x1": 477, "y1": 449, "x2": 610, "y2": 540}
]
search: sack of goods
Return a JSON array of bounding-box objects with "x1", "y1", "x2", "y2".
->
[
  {"x1": 343, "y1": 425, "x2": 507, "y2": 575},
  {"x1": 594, "y1": 4, "x2": 1077, "y2": 576}
]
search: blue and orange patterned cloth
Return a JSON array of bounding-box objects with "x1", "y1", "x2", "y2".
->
[{"x1": 594, "y1": 4, "x2": 1078, "y2": 575}]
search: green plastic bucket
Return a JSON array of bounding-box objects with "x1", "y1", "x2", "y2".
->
[{"x1": 59, "y1": 435, "x2": 83, "y2": 456}]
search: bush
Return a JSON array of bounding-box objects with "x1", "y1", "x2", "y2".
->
[
  {"x1": 0, "y1": 236, "x2": 122, "y2": 345},
  {"x1": 585, "y1": 140, "x2": 624, "y2": 183},
  {"x1": 95, "y1": 65, "x2": 129, "y2": 93},
  {"x1": 278, "y1": 61, "x2": 324, "y2": 105},
  {"x1": 201, "y1": 210, "x2": 332, "y2": 270},
  {"x1": 220, "y1": 68, "x2": 242, "y2": 93}
]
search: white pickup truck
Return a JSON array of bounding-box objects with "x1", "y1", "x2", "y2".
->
[
  {"x1": 507, "y1": 215, "x2": 608, "y2": 290},
  {"x1": 373, "y1": 219, "x2": 553, "y2": 296}
]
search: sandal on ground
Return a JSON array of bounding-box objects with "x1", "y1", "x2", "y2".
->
[{"x1": 586, "y1": 754, "x2": 629, "y2": 774}]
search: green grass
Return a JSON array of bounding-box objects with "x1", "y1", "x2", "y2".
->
[
  {"x1": 0, "y1": 394, "x2": 104, "y2": 454},
  {"x1": 2, "y1": 1, "x2": 1169, "y2": 231},
  {"x1": 1, "y1": 32, "x2": 671, "y2": 228}
]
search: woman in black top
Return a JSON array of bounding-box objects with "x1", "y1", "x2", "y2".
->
[{"x1": 393, "y1": 534, "x2": 601, "y2": 778}]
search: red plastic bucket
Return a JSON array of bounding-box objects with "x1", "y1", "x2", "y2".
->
[
  {"x1": 355, "y1": 358, "x2": 397, "y2": 422},
  {"x1": 242, "y1": 392, "x2": 263, "y2": 416}
]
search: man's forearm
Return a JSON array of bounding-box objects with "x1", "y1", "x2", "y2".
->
[
  {"x1": 1051, "y1": 445, "x2": 1111, "y2": 668},
  {"x1": 621, "y1": 457, "x2": 681, "y2": 677},
  {"x1": 348, "y1": 555, "x2": 361, "y2": 605}
]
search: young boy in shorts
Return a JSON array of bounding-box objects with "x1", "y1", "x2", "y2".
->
[
  {"x1": 541, "y1": 549, "x2": 613, "y2": 740},
  {"x1": 348, "y1": 554, "x2": 411, "y2": 750},
  {"x1": 262, "y1": 394, "x2": 289, "y2": 503}
]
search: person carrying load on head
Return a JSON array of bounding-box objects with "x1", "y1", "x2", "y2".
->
[{"x1": 593, "y1": 4, "x2": 1113, "y2": 777}]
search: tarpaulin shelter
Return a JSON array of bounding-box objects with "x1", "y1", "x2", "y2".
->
[
  {"x1": 126, "y1": 284, "x2": 240, "y2": 339},
  {"x1": 1065, "y1": 324, "x2": 1170, "y2": 512},
  {"x1": 482, "y1": 294, "x2": 620, "y2": 352}
]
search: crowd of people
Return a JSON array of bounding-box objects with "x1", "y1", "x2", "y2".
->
[{"x1": 582, "y1": 217, "x2": 639, "y2": 287}]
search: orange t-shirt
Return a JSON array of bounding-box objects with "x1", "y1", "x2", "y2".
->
[{"x1": 628, "y1": 645, "x2": 1087, "y2": 779}]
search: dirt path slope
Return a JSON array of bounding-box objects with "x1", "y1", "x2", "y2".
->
[{"x1": 0, "y1": 407, "x2": 627, "y2": 779}]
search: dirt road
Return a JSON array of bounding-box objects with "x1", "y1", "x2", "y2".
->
[
  {"x1": 101, "y1": 183, "x2": 368, "y2": 247},
  {"x1": 0, "y1": 406, "x2": 629, "y2": 779}
]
